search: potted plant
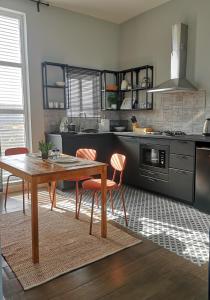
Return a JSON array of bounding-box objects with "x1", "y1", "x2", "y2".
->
[
  {"x1": 38, "y1": 140, "x2": 53, "y2": 160},
  {"x1": 107, "y1": 92, "x2": 118, "y2": 110}
]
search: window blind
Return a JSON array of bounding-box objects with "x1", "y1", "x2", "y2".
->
[
  {"x1": 0, "y1": 14, "x2": 21, "y2": 64},
  {"x1": 0, "y1": 10, "x2": 28, "y2": 183},
  {"x1": 67, "y1": 67, "x2": 100, "y2": 117}
]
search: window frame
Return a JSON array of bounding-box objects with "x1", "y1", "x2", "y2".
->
[{"x1": 0, "y1": 7, "x2": 32, "y2": 150}]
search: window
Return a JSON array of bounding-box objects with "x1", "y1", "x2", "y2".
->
[
  {"x1": 67, "y1": 67, "x2": 100, "y2": 117},
  {"x1": 0, "y1": 9, "x2": 30, "y2": 181}
]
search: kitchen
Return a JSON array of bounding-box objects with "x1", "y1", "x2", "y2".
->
[{"x1": 0, "y1": 0, "x2": 210, "y2": 299}]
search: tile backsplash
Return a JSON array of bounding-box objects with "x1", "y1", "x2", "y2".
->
[
  {"x1": 118, "y1": 90, "x2": 207, "y2": 134},
  {"x1": 44, "y1": 90, "x2": 207, "y2": 134}
]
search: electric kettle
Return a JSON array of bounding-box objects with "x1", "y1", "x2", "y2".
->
[{"x1": 202, "y1": 118, "x2": 210, "y2": 136}]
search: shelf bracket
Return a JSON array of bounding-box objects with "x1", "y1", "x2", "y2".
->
[{"x1": 30, "y1": 0, "x2": 49, "y2": 12}]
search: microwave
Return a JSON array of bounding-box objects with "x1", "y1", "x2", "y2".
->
[{"x1": 139, "y1": 143, "x2": 169, "y2": 174}]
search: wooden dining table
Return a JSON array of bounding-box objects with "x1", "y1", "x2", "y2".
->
[{"x1": 0, "y1": 154, "x2": 107, "y2": 264}]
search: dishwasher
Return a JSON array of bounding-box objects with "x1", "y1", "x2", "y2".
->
[{"x1": 195, "y1": 146, "x2": 210, "y2": 213}]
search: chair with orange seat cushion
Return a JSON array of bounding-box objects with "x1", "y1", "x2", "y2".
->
[
  {"x1": 78, "y1": 153, "x2": 128, "y2": 235},
  {"x1": 51, "y1": 148, "x2": 97, "y2": 218},
  {"x1": 4, "y1": 147, "x2": 29, "y2": 213}
]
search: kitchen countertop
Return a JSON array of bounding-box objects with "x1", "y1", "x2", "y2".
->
[
  {"x1": 47, "y1": 131, "x2": 210, "y2": 143},
  {"x1": 48, "y1": 132, "x2": 113, "y2": 137},
  {"x1": 113, "y1": 132, "x2": 210, "y2": 142}
]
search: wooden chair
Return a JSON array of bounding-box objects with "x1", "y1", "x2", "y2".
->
[
  {"x1": 51, "y1": 148, "x2": 97, "y2": 218},
  {"x1": 4, "y1": 147, "x2": 29, "y2": 213},
  {"x1": 78, "y1": 153, "x2": 128, "y2": 235}
]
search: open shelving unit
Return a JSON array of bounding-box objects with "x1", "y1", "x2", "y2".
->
[
  {"x1": 42, "y1": 62, "x2": 154, "y2": 112},
  {"x1": 42, "y1": 62, "x2": 69, "y2": 110},
  {"x1": 101, "y1": 65, "x2": 154, "y2": 111}
]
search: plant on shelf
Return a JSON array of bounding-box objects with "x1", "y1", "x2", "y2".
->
[
  {"x1": 107, "y1": 92, "x2": 118, "y2": 110},
  {"x1": 38, "y1": 140, "x2": 53, "y2": 160}
]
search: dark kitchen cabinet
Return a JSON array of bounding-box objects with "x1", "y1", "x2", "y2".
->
[
  {"x1": 168, "y1": 139, "x2": 195, "y2": 203},
  {"x1": 139, "y1": 174, "x2": 169, "y2": 195},
  {"x1": 170, "y1": 140, "x2": 195, "y2": 156},
  {"x1": 115, "y1": 136, "x2": 140, "y2": 186},
  {"x1": 47, "y1": 133, "x2": 197, "y2": 205},
  {"x1": 62, "y1": 134, "x2": 114, "y2": 164},
  {"x1": 169, "y1": 168, "x2": 194, "y2": 203},
  {"x1": 170, "y1": 154, "x2": 194, "y2": 171}
]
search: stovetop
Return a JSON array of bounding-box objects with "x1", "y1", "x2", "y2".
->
[
  {"x1": 162, "y1": 130, "x2": 187, "y2": 136},
  {"x1": 150, "y1": 130, "x2": 187, "y2": 136}
]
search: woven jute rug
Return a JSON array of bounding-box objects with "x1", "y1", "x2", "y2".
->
[{"x1": 0, "y1": 195, "x2": 141, "y2": 290}]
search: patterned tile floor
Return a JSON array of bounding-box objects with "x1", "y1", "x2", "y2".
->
[
  {"x1": 62, "y1": 185, "x2": 210, "y2": 266},
  {"x1": 8, "y1": 186, "x2": 210, "y2": 267}
]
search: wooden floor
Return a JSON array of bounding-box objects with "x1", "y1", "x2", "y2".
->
[{"x1": 1, "y1": 192, "x2": 208, "y2": 300}]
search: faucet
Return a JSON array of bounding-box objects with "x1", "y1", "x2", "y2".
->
[{"x1": 79, "y1": 112, "x2": 87, "y2": 132}]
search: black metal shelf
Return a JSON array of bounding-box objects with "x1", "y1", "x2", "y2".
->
[
  {"x1": 44, "y1": 85, "x2": 66, "y2": 89},
  {"x1": 42, "y1": 61, "x2": 153, "y2": 112},
  {"x1": 101, "y1": 65, "x2": 154, "y2": 111},
  {"x1": 45, "y1": 108, "x2": 66, "y2": 110},
  {"x1": 101, "y1": 87, "x2": 152, "y2": 93},
  {"x1": 42, "y1": 62, "x2": 69, "y2": 110},
  {"x1": 101, "y1": 108, "x2": 153, "y2": 112},
  {"x1": 101, "y1": 90, "x2": 118, "y2": 93}
]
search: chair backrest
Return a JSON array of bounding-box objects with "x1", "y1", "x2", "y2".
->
[
  {"x1": 76, "y1": 148, "x2": 97, "y2": 161},
  {"x1": 5, "y1": 147, "x2": 29, "y2": 156},
  {"x1": 111, "y1": 153, "x2": 126, "y2": 187}
]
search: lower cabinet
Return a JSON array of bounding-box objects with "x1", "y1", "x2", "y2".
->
[
  {"x1": 115, "y1": 136, "x2": 140, "y2": 187},
  {"x1": 169, "y1": 168, "x2": 194, "y2": 203},
  {"x1": 139, "y1": 174, "x2": 169, "y2": 195},
  {"x1": 62, "y1": 134, "x2": 114, "y2": 164},
  {"x1": 46, "y1": 133, "x2": 196, "y2": 204}
]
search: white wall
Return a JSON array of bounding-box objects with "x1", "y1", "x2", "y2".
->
[
  {"x1": 118, "y1": 0, "x2": 210, "y2": 133},
  {"x1": 0, "y1": 0, "x2": 120, "y2": 149},
  {"x1": 119, "y1": 0, "x2": 210, "y2": 91}
]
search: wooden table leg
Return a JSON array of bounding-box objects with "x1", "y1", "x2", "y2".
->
[
  {"x1": 31, "y1": 179, "x2": 39, "y2": 264},
  {"x1": 52, "y1": 181, "x2": 57, "y2": 208},
  {"x1": 101, "y1": 165, "x2": 107, "y2": 238}
]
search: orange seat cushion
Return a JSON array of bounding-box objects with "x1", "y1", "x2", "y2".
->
[{"x1": 82, "y1": 179, "x2": 118, "y2": 190}]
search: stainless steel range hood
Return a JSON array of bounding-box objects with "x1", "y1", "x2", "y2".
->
[{"x1": 147, "y1": 23, "x2": 197, "y2": 94}]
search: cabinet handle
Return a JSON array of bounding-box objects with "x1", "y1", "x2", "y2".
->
[
  {"x1": 181, "y1": 155, "x2": 188, "y2": 159},
  {"x1": 145, "y1": 170, "x2": 155, "y2": 175},
  {"x1": 177, "y1": 140, "x2": 188, "y2": 144},
  {"x1": 124, "y1": 139, "x2": 139, "y2": 144},
  {"x1": 147, "y1": 177, "x2": 158, "y2": 182},
  {"x1": 174, "y1": 169, "x2": 188, "y2": 175}
]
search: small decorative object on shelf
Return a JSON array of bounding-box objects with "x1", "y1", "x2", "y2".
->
[
  {"x1": 55, "y1": 81, "x2": 65, "y2": 87},
  {"x1": 106, "y1": 84, "x2": 118, "y2": 91},
  {"x1": 140, "y1": 77, "x2": 151, "y2": 88},
  {"x1": 38, "y1": 140, "x2": 53, "y2": 160},
  {"x1": 107, "y1": 92, "x2": 118, "y2": 110},
  {"x1": 120, "y1": 97, "x2": 132, "y2": 110},
  {"x1": 121, "y1": 79, "x2": 128, "y2": 90}
]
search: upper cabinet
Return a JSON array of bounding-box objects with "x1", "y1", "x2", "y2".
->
[
  {"x1": 42, "y1": 62, "x2": 69, "y2": 110},
  {"x1": 101, "y1": 65, "x2": 154, "y2": 111}
]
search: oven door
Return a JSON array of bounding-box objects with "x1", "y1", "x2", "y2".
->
[{"x1": 140, "y1": 144, "x2": 169, "y2": 173}]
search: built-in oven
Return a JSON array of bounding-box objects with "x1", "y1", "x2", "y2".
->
[{"x1": 139, "y1": 143, "x2": 169, "y2": 174}]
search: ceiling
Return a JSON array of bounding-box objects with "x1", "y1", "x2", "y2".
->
[{"x1": 47, "y1": 0, "x2": 171, "y2": 24}]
